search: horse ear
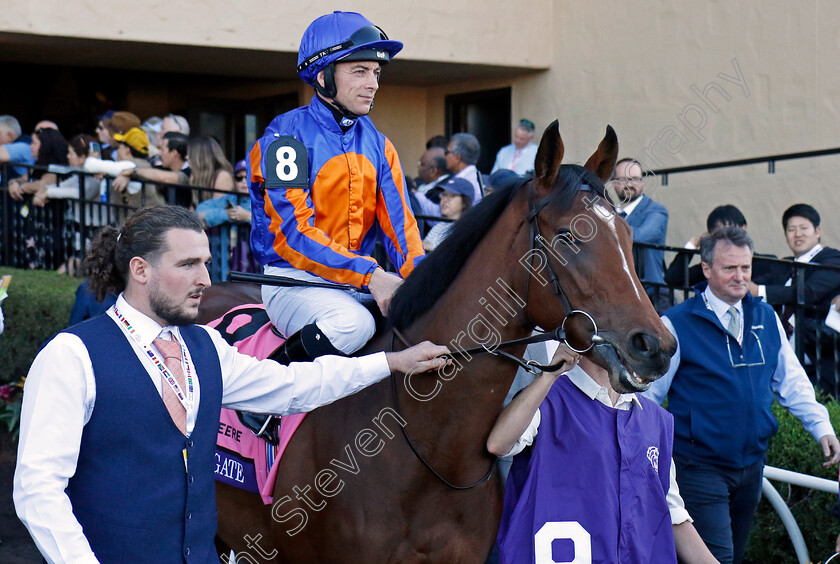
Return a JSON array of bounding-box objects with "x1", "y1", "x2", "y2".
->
[
  {"x1": 534, "y1": 120, "x2": 564, "y2": 194},
  {"x1": 583, "y1": 125, "x2": 619, "y2": 183}
]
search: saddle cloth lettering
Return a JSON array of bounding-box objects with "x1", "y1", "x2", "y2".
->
[{"x1": 209, "y1": 304, "x2": 307, "y2": 504}]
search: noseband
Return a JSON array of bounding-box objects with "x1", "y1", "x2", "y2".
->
[{"x1": 388, "y1": 182, "x2": 607, "y2": 490}]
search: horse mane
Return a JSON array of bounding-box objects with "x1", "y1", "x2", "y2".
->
[{"x1": 389, "y1": 164, "x2": 607, "y2": 329}]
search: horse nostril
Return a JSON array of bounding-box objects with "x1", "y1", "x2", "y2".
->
[{"x1": 629, "y1": 331, "x2": 661, "y2": 358}]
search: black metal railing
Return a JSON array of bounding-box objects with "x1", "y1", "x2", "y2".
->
[
  {"x1": 0, "y1": 163, "x2": 255, "y2": 281},
  {"x1": 646, "y1": 147, "x2": 840, "y2": 186}
]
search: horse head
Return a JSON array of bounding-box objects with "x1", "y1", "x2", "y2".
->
[{"x1": 525, "y1": 121, "x2": 676, "y2": 393}]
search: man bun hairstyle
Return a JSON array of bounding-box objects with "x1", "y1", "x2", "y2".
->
[{"x1": 85, "y1": 205, "x2": 204, "y2": 300}]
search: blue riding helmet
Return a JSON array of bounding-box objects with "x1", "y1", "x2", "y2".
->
[{"x1": 297, "y1": 11, "x2": 403, "y2": 86}]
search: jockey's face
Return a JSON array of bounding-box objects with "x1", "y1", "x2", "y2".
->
[
  {"x1": 328, "y1": 61, "x2": 381, "y2": 116},
  {"x1": 144, "y1": 228, "x2": 212, "y2": 326}
]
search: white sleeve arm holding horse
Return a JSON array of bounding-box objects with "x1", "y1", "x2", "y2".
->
[{"x1": 13, "y1": 334, "x2": 100, "y2": 564}]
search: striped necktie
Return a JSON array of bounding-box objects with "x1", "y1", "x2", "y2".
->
[
  {"x1": 726, "y1": 306, "x2": 740, "y2": 340},
  {"x1": 153, "y1": 335, "x2": 187, "y2": 435}
]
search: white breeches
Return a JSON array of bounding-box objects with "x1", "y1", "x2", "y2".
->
[{"x1": 261, "y1": 266, "x2": 376, "y2": 354}]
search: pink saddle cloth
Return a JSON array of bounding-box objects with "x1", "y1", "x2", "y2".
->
[{"x1": 209, "y1": 304, "x2": 306, "y2": 504}]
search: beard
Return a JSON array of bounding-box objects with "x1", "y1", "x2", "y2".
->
[{"x1": 148, "y1": 284, "x2": 201, "y2": 327}]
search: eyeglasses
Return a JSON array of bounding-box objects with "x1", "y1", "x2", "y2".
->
[
  {"x1": 608, "y1": 176, "x2": 644, "y2": 185},
  {"x1": 235, "y1": 174, "x2": 247, "y2": 182}
]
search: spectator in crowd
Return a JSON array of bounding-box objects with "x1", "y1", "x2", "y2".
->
[
  {"x1": 422, "y1": 177, "x2": 472, "y2": 252},
  {"x1": 489, "y1": 345, "x2": 719, "y2": 564},
  {"x1": 248, "y1": 10, "x2": 424, "y2": 366},
  {"x1": 491, "y1": 119, "x2": 538, "y2": 175},
  {"x1": 749, "y1": 203, "x2": 840, "y2": 395},
  {"x1": 413, "y1": 146, "x2": 448, "y2": 222},
  {"x1": 665, "y1": 205, "x2": 748, "y2": 288},
  {"x1": 8, "y1": 127, "x2": 69, "y2": 197},
  {"x1": 160, "y1": 113, "x2": 190, "y2": 136},
  {"x1": 610, "y1": 157, "x2": 668, "y2": 311},
  {"x1": 484, "y1": 168, "x2": 522, "y2": 197},
  {"x1": 27, "y1": 134, "x2": 103, "y2": 275},
  {"x1": 445, "y1": 132, "x2": 483, "y2": 204},
  {"x1": 7, "y1": 128, "x2": 69, "y2": 269},
  {"x1": 114, "y1": 131, "x2": 192, "y2": 207},
  {"x1": 33, "y1": 120, "x2": 59, "y2": 132},
  {"x1": 426, "y1": 134, "x2": 448, "y2": 150},
  {"x1": 13, "y1": 204, "x2": 447, "y2": 563},
  {"x1": 188, "y1": 136, "x2": 234, "y2": 200},
  {"x1": 0, "y1": 115, "x2": 36, "y2": 182},
  {"x1": 141, "y1": 116, "x2": 163, "y2": 166},
  {"x1": 196, "y1": 159, "x2": 254, "y2": 281},
  {"x1": 103, "y1": 111, "x2": 141, "y2": 142},
  {"x1": 30, "y1": 134, "x2": 100, "y2": 206},
  {"x1": 95, "y1": 111, "x2": 115, "y2": 160},
  {"x1": 645, "y1": 227, "x2": 840, "y2": 564},
  {"x1": 423, "y1": 177, "x2": 474, "y2": 252},
  {"x1": 84, "y1": 127, "x2": 164, "y2": 208}
]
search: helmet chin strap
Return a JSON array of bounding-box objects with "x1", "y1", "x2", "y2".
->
[{"x1": 317, "y1": 92, "x2": 361, "y2": 120}]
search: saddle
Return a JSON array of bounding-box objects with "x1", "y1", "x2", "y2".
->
[
  {"x1": 209, "y1": 305, "x2": 285, "y2": 444},
  {"x1": 210, "y1": 301, "x2": 385, "y2": 444}
]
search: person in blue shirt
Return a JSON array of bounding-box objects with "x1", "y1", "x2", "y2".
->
[
  {"x1": 644, "y1": 226, "x2": 840, "y2": 564},
  {"x1": 0, "y1": 115, "x2": 35, "y2": 182},
  {"x1": 196, "y1": 159, "x2": 254, "y2": 281}
]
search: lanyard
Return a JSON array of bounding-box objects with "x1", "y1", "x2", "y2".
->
[{"x1": 113, "y1": 306, "x2": 195, "y2": 411}]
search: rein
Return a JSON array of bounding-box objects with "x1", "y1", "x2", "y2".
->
[
  {"x1": 385, "y1": 182, "x2": 605, "y2": 491},
  {"x1": 389, "y1": 327, "x2": 496, "y2": 490}
]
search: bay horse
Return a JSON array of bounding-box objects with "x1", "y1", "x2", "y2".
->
[{"x1": 202, "y1": 122, "x2": 677, "y2": 562}]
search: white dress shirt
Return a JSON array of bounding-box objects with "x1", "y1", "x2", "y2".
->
[
  {"x1": 617, "y1": 194, "x2": 645, "y2": 217},
  {"x1": 644, "y1": 287, "x2": 835, "y2": 443},
  {"x1": 491, "y1": 142, "x2": 538, "y2": 175},
  {"x1": 14, "y1": 294, "x2": 390, "y2": 563},
  {"x1": 757, "y1": 243, "x2": 823, "y2": 301},
  {"x1": 454, "y1": 165, "x2": 482, "y2": 204},
  {"x1": 506, "y1": 365, "x2": 691, "y2": 525}
]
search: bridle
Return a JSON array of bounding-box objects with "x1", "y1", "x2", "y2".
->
[{"x1": 389, "y1": 181, "x2": 605, "y2": 490}]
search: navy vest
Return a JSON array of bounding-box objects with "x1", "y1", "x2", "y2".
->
[
  {"x1": 65, "y1": 315, "x2": 223, "y2": 563},
  {"x1": 498, "y1": 375, "x2": 676, "y2": 564},
  {"x1": 665, "y1": 292, "x2": 780, "y2": 468}
]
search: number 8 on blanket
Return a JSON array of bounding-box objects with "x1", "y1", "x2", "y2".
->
[{"x1": 265, "y1": 136, "x2": 309, "y2": 189}]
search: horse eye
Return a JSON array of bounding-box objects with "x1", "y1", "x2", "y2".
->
[{"x1": 556, "y1": 229, "x2": 580, "y2": 244}]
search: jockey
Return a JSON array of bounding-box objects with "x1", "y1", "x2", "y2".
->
[{"x1": 248, "y1": 10, "x2": 425, "y2": 362}]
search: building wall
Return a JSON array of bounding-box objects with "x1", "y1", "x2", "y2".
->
[
  {"x1": 3, "y1": 0, "x2": 839, "y2": 256},
  {"x1": 0, "y1": 0, "x2": 552, "y2": 68},
  {"x1": 508, "y1": 0, "x2": 840, "y2": 257}
]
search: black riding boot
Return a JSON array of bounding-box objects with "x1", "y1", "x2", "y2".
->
[
  {"x1": 240, "y1": 323, "x2": 344, "y2": 445},
  {"x1": 269, "y1": 322, "x2": 345, "y2": 365}
]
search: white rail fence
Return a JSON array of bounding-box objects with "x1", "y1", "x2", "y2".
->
[{"x1": 762, "y1": 465, "x2": 839, "y2": 564}]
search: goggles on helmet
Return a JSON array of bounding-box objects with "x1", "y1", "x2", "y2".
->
[{"x1": 297, "y1": 25, "x2": 390, "y2": 75}]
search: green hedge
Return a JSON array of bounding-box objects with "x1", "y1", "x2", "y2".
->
[
  {"x1": 0, "y1": 268, "x2": 80, "y2": 383},
  {"x1": 746, "y1": 398, "x2": 840, "y2": 563}
]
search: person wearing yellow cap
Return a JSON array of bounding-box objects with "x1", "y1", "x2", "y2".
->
[{"x1": 84, "y1": 127, "x2": 164, "y2": 208}]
